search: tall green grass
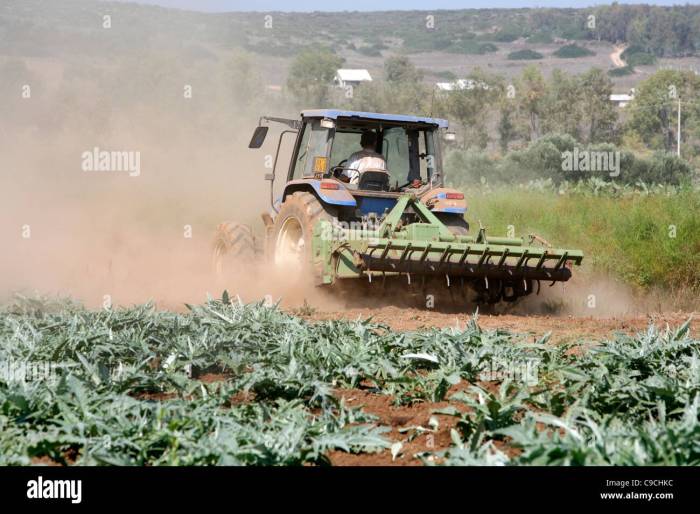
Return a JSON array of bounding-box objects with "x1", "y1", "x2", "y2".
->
[{"x1": 464, "y1": 189, "x2": 700, "y2": 293}]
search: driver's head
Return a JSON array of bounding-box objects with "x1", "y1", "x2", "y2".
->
[{"x1": 360, "y1": 131, "x2": 377, "y2": 150}]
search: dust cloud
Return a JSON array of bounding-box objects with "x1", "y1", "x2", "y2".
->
[
  {"x1": 0, "y1": 76, "x2": 306, "y2": 308},
  {"x1": 508, "y1": 273, "x2": 697, "y2": 317}
]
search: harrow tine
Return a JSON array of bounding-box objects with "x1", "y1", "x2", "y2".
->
[
  {"x1": 380, "y1": 241, "x2": 392, "y2": 261},
  {"x1": 399, "y1": 243, "x2": 412, "y2": 262},
  {"x1": 497, "y1": 248, "x2": 509, "y2": 268},
  {"x1": 439, "y1": 245, "x2": 452, "y2": 266},
  {"x1": 477, "y1": 247, "x2": 490, "y2": 267},
  {"x1": 458, "y1": 246, "x2": 470, "y2": 265},
  {"x1": 516, "y1": 249, "x2": 529, "y2": 268},
  {"x1": 536, "y1": 251, "x2": 548, "y2": 269},
  {"x1": 554, "y1": 251, "x2": 569, "y2": 270},
  {"x1": 420, "y1": 243, "x2": 432, "y2": 262}
]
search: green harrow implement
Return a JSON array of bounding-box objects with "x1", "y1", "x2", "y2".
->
[{"x1": 313, "y1": 195, "x2": 582, "y2": 301}]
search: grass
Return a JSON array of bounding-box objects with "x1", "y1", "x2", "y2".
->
[
  {"x1": 1, "y1": 297, "x2": 698, "y2": 466},
  {"x1": 464, "y1": 187, "x2": 700, "y2": 295}
]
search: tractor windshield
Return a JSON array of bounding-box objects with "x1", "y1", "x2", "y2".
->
[{"x1": 329, "y1": 124, "x2": 438, "y2": 189}]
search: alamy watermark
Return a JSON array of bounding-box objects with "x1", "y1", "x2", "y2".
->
[
  {"x1": 561, "y1": 147, "x2": 620, "y2": 178},
  {"x1": 27, "y1": 476, "x2": 82, "y2": 504},
  {"x1": 479, "y1": 358, "x2": 540, "y2": 386},
  {"x1": 81, "y1": 147, "x2": 141, "y2": 177},
  {"x1": 320, "y1": 220, "x2": 382, "y2": 242},
  {"x1": 0, "y1": 360, "x2": 66, "y2": 384}
]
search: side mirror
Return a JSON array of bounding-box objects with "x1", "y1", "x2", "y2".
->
[
  {"x1": 443, "y1": 131, "x2": 457, "y2": 142},
  {"x1": 249, "y1": 126, "x2": 269, "y2": 149}
]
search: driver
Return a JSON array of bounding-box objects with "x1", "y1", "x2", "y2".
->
[{"x1": 340, "y1": 131, "x2": 386, "y2": 184}]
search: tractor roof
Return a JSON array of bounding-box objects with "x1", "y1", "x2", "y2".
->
[{"x1": 301, "y1": 109, "x2": 448, "y2": 129}]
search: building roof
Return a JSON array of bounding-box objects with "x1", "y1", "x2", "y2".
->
[
  {"x1": 335, "y1": 69, "x2": 373, "y2": 82},
  {"x1": 301, "y1": 109, "x2": 449, "y2": 128}
]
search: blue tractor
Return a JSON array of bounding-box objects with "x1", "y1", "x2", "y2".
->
[{"x1": 214, "y1": 109, "x2": 582, "y2": 305}]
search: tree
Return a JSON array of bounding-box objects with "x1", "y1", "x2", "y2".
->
[
  {"x1": 626, "y1": 69, "x2": 700, "y2": 154},
  {"x1": 516, "y1": 66, "x2": 547, "y2": 141},
  {"x1": 350, "y1": 56, "x2": 430, "y2": 116},
  {"x1": 497, "y1": 105, "x2": 517, "y2": 153},
  {"x1": 384, "y1": 55, "x2": 423, "y2": 83},
  {"x1": 541, "y1": 69, "x2": 582, "y2": 140},
  {"x1": 577, "y1": 68, "x2": 618, "y2": 143},
  {"x1": 444, "y1": 68, "x2": 503, "y2": 149},
  {"x1": 286, "y1": 48, "x2": 344, "y2": 107}
]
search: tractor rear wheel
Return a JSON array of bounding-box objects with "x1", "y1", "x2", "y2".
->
[
  {"x1": 213, "y1": 222, "x2": 256, "y2": 276},
  {"x1": 271, "y1": 191, "x2": 336, "y2": 283}
]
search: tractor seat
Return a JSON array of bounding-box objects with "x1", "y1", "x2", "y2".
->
[{"x1": 358, "y1": 169, "x2": 390, "y2": 192}]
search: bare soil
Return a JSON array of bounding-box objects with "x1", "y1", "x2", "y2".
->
[{"x1": 302, "y1": 306, "x2": 697, "y2": 344}]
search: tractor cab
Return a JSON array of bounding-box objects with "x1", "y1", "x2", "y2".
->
[
  {"x1": 249, "y1": 110, "x2": 465, "y2": 223},
  {"x1": 294, "y1": 110, "x2": 446, "y2": 192}
]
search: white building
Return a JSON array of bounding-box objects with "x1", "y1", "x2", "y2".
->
[
  {"x1": 610, "y1": 89, "x2": 635, "y2": 108},
  {"x1": 334, "y1": 69, "x2": 373, "y2": 89}
]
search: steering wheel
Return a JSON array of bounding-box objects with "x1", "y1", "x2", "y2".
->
[{"x1": 331, "y1": 160, "x2": 348, "y2": 178}]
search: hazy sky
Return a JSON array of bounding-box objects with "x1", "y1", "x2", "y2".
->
[{"x1": 107, "y1": 0, "x2": 698, "y2": 12}]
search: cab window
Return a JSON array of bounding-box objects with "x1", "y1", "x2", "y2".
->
[
  {"x1": 330, "y1": 130, "x2": 362, "y2": 168},
  {"x1": 303, "y1": 120, "x2": 331, "y2": 176},
  {"x1": 291, "y1": 124, "x2": 310, "y2": 180}
]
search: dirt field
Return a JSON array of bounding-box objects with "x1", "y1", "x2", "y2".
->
[{"x1": 303, "y1": 306, "x2": 697, "y2": 344}]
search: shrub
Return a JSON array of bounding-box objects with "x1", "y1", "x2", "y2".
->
[
  {"x1": 444, "y1": 148, "x2": 497, "y2": 187},
  {"x1": 482, "y1": 26, "x2": 524, "y2": 43},
  {"x1": 622, "y1": 46, "x2": 657, "y2": 66},
  {"x1": 527, "y1": 32, "x2": 553, "y2": 44},
  {"x1": 507, "y1": 49, "x2": 543, "y2": 60},
  {"x1": 501, "y1": 139, "x2": 564, "y2": 182},
  {"x1": 357, "y1": 45, "x2": 382, "y2": 57},
  {"x1": 447, "y1": 40, "x2": 498, "y2": 55},
  {"x1": 445, "y1": 134, "x2": 694, "y2": 186},
  {"x1": 608, "y1": 65, "x2": 635, "y2": 77},
  {"x1": 553, "y1": 44, "x2": 595, "y2": 58}
]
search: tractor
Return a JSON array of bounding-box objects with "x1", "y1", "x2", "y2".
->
[{"x1": 214, "y1": 109, "x2": 583, "y2": 305}]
